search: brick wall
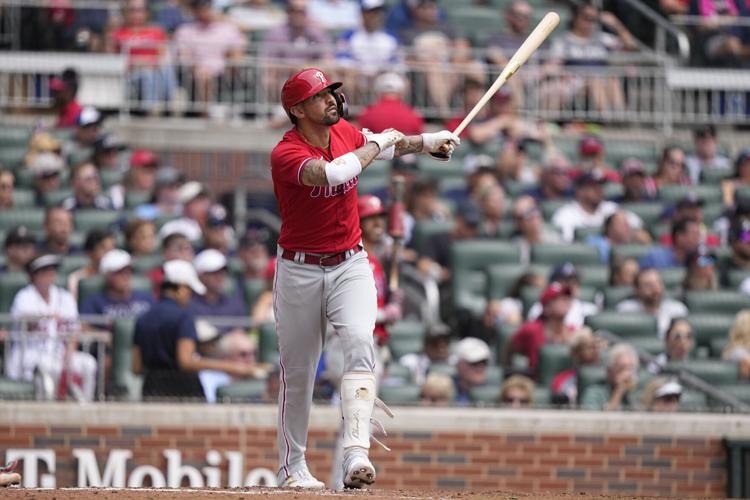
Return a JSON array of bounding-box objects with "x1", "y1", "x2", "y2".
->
[{"x1": 0, "y1": 404, "x2": 737, "y2": 496}]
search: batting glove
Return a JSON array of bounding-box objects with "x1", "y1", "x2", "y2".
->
[
  {"x1": 421, "y1": 130, "x2": 461, "y2": 154},
  {"x1": 367, "y1": 129, "x2": 405, "y2": 152}
]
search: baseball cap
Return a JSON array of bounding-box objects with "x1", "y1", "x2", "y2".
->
[
  {"x1": 550, "y1": 262, "x2": 579, "y2": 282},
  {"x1": 358, "y1": 194, "x2": 385, "y2": 218},
  {"x1": 4, "y1": 226, "x2": 36, "y2": 248},
  {"x1": 575, "y1": 170, "x2": 607, "y2": 187},
  {"x1": 99, "y1": 249, "x2": 132, "y2": 274},
  {"x1": 49, "y1": 77, "x2": 68, "y2": 92},
  {"x1": 620, "y1": 158, "x2": 646, "y2": 177},
  {"x1": 239, "y1": 227, "x2": 271, "y2": 249},
  {"x1": 579, "y1": 135, "x2": 603, "y2": 156},
  {"x1": 374, "y1": 72, "x2": 405, "y2": 95},
  {"x1": 462, "y1": 153, "x2": 495, "y2": 175},
  {"x1": 77, "y1": 106, "x2": 102, "y2": 127},
  {"x1": 155, "y1": 166, "x2": 181, "y2": 186},
  {"x1": 94, "y1": 134, "x2": 127, "y2": 154},
  {"x1": 29, "y1": 152, "x2": 64, "y2": 177},
  {"x1": 194, "y1": 249, "x2": 227, "y2": 274},
  {"x1": 131, "y1": 149, "x2": 158, "y2": 168},
  {"x1": 26, "y1": 254, "x2": 61, "y2": 275},
  {"x1": 455, "y1": 337, "x2": 491, "y2": 364},
  {"x1": 457, "y1": 201, "x2": 481, "y2": 227},
  {"x1": 361, "y1": 0, "x2": 385, "y2": 10},
  {"x1": 426, "y1": 322, "x2": 451, "y2": 339},
  {"x1": 195, "y1": 319, "x2": 220, "y2": 344},
  {"x1": 206, "y1": 204, "x2": 229, "y2": 227},
  {"x1": 676, "y1": 191, "x2": 704, "y2": 209},
  {"x1": 163, "y1": 259, "x2": 206, "y2": 295},
  {"x1": 540, "y1": 282, "x2": 573, "y2": 306},
  {"x1": 178, "y1": 181, "x2": 207, "y2": 204},
  {"x1": 654, "y1": 379, "x2": 683, "y2": 399}
]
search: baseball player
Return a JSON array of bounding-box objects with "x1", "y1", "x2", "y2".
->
[{"x1": 271, "y1": 67, "x2": 459, "y2": 489}]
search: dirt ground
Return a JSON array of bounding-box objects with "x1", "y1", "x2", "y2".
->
[{"x1": 0, "y1": 487, "x2": 722, "y2": 500}]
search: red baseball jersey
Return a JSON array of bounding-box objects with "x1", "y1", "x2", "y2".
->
[
  {"x1": 368, "y1": 252, "x2": 388, "y2": 345},
  {"x1": 271, "y1": 119, "x2": 367, "y2": 254}
]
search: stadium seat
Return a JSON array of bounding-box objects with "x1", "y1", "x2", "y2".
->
[
  {"x1": 131, "y1": 254, "x2": 163, "y2": 273},
  {"x1": 12, "y1": 189, "x2": 35, "y2": 208},
  {"x1": 77, "y1": 274, "x2": 152, "y2": 305},
  {"x1": 0, "y1": 127, "x2": 31, "y2": 147},
  {"x1": 605, "y1": 139, "x2": 658, "y2": 165},
  {"x1": 585, "y1": 312, "x2": 658, "y2": 338},
  {"x1": 448, "y1": 6, "x2": 503, "y2": 44},
  {"x1": 388, "y1": 336, "x2": 424, "y2": 359},
  {"x1": 0, "y1": 272, "x2": 29, "y2": 313},
  {"x1": 453, "y1": 270, "x2": 487, "y2": 317},
  {"x1": 658, "y1": 267, "x2": 686, "y2": 290},
  {"x1": 470, "y1": 384, "x2": 500, "y2": 404},
  {"x1": 486, "y1": 365, "x2": 503, "y2": 384},
  {"x1": 74, "y1": 210, "x2": 122, "y2": 232},
  {"x1": 533, "y1": 386, "x2": 551, "y2": 408},
  {"x1": 111, "y1": 318, "x2": 140, "y2": 398},
  {"x1": 628, "y1": 336, "x2": 665, "y2": 356},
  {"x1": 537, "y1": 344, "x2": 573, "y2": 386},
  {"x1": 701, "y1": 168, "x2": 733, "y2": 184},
  {"x1": 125, "y1": 190, "x2": 152, "y2": 208},
  {"x1": 686, "y1": 313, "x2": 734, "y2": 349},
  {"x1": 665, "y1": 360, "x2": 739, "y2": 384},
  {"x1": 486, "y1": 263, "x2": 550, "y2": 300},
  {"x1": 0, "y1": 208, "x2": 45, "y2": 232},
  {"x1": 428, "y1": 362, "x2": 456, "y2": 377},
  {"x1": 577, "y1": 365, "x2": 607, "y2": 400},
  {"x1": 578, "y1": 265, "x2": 609, "y2": 289},
  {"x1": 386, "y1": 363, "x2": 412, "y2": 383},
  {"x1": 658, "y1": 185, "x2": 722, "y2": 205},
  {"x1": 60, "y1": 255, "x2": 89, "y2": 276},
  {"x1": 451, "y1": 240, "x2": 520, "y2": 271},
  {"x1": 0, "y1": 147, "x2": 28, "y2": 169},
  {"x1": 43, "y1": 189, "x2": 73, "y2": 207},
  {"x1": 713, "y1": 384, "x2": 750, "y2": 406},
  {"x1": 100, "y1": 169, "x2": 124, "y2": 189},
  {"x1": 388, "y1": 320, "x2": 427, "y2": 340},
  {"x1": 621, "y1": 203, "x2": 663, "y2": 226},
  {"x1": 410, "y1": 220, "x2": 454, "y2": 255},
  {"x1": 574, "y1": 225, "x2": 603, "y2": 241},
  {"x1": 603, "y1": 286, "x2": 633, "y2": 309},
  {"x1": 0, "y1": 377, "x2": 34, "y2": 400},
  {"x1": 611, "y1": 243, "x2": 654, "y2": 262},
  {"x1": 678, "y1": 390, "x2": 709, "y2": 411},
  {"x1": 243, "y1": 278, "x2": 268, "y2": 309},
  {"x1": 258, "y1": 322, "x2": 278, "y2": 364},
  {"x1": 530, "y1": 243, "x2": 600, "y2": 266},
  {"x1": 541, "y1": 199, "x2": 567, "y2": 220},
  {"x1": 685, "y1": 290, "x2": 750, "y2": 315},
  {"x1": 357, "y1": 175, "x2": 388, "y2": 195},
  {"x1": 378, "y1": 384, "x2": 421, "y2": 405},
  {"x1": 216, "y1": 379, "x2": 266, "y2": 403},
  {"x1": 727, "y1": 269, "x2": 750, "y2": 288}
]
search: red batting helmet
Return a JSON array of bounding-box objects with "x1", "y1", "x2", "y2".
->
[
  {"x1": 358, "y1": 195, "x2": 386, "y2": 219},
  {"x1": 281, "y1": 68, "x2": 342, "y2": 115}
]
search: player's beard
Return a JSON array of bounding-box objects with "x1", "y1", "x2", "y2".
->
[{"x1": 322, "y1": 107, "x2": 340, "y2": 126}]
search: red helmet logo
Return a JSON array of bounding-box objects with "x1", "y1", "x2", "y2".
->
[{"x1": 281, "y1": 68, "x2": 342, "y2": 115}]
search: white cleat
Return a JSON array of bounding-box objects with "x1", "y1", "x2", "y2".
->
[
  {"x1": 279, "y1": 467, "x2": 326, "y2": 489},
  {"x1": 342, "y1": 448, "x2": 375, "y2": 489}
]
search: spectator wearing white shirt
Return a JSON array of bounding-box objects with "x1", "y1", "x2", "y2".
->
[
  {"x1": 336, "y1": 0, "x2": 401, "y2": 78},
  {"x1": 552, "y1": 171, "x2": 642, "y2": 242},
  {"x1": 7, "y1": 254, "x2": 97, "y2": 401},
  {"x1": 308, "y1": 0, "x2": 361, "y2": 31},
  {"x1": 616, "y1": 268, "x2": 688, "y2": 339},
  {"x1": 685, "y1": 125, "x2": 731, "y2": 184},
  {"x1": 527, "y1": 262, "x2": 598, "y2": 329}
]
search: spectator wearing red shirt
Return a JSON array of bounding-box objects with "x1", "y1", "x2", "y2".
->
[
  {"x1": 50, "y1": 68, "x2": 81, "y2": 128},
  {"x1": 109, "y1": 0, "x2": 176, "y2": 113},
  {"x1": 357, "y1": 73, "x2": 424, "y2": 135},
  {"x1": 505, "y1": 282, "x2": 574, "y2": 378}
]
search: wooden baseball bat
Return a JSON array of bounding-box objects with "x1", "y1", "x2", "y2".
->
[{"x1": 432, "y1": 12, "x2": 560, "y2": 158}]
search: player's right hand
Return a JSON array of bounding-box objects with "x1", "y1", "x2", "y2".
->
[
  {"x1": 421, "y1": 130, "x2": 461, "y2": 154},
  {"x1": 366, "y1": 129, "x2": 405, "y2": 152}
]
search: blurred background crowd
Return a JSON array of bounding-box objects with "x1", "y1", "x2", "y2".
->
[{"x1": 0, "y1": 0, "x2": 749, "y2": 413}]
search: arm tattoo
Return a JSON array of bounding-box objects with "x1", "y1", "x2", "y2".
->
[
  {"x1": 394, "y1": 135, "x2": 424, "y2": 157},
  {"x1": 299, "y1": 142, "x2": 381, "y2": 186}
]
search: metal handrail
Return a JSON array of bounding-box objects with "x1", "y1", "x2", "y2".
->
[
  {"x1": 619, "y1": 0, "x2": 691, "y2": 61},
  {"x1": 671, "y1": 14, "x2": 750, "y2": 28}
]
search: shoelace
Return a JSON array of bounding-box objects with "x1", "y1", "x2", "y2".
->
[
  {"x1": 369, "y1": 398, "x2": 394, "y2": 452},
  {"x1": 0, "y1": 461, "x2": 18, "y2": 473}
]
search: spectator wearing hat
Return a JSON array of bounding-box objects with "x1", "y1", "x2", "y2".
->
[
  {"x1": 199, "y1": 329, "x2": 268, "y2": 403},
  {"x1": 189, "y1": 249, "x2": 247, "y2": 321},
  {"x1": 260, "y1": 0, "x2": 333, "y2": 65},
  {"x1": 38, "y1": 206, "x2": 79, "y2": 256},
  {"x1": 658, "y1": 192, "x2": 721, "y2": 248},
  {"x1": 133, "y1": 260, "x2": 260, "y2": 400},
  {"x1": 552, "y1": 170, "x2": 644, "y2": 243},
  {"x1": 79, "y1": 249, "x2": 153, "y2": 318},
  {"x1": 7, "y1": 254, "x2": 97, "y2": 401},
  {"x1": 63, "y1": 106, "x2": 103, "y2": 161},
  {"x1": 685, "y1": 125, "x2": 731, "y2": 185},
  {"x1": 0, "y1": 169, "x2": 13, "y2": 209},
  {"x1": 648, "y1": 318, "x2": 694, "y2": 374},
  {"x1": 523, "y1": 156, "x2": 574, "y2": 202},
  {"x1": 682, "y1": 246, "x2": 718, "y2": 292},
  {"x1": 147, "y1": 232, "x2": 195, "y2": 295},
  {"x1": 337, "y1": 1, "x2": 402, "y2": 81},
  {"x1": 51, "y1": 68, "x2": 82, "y2": 128},
  {"x1": 109, "y1": 148, "x2": 160, "y2": 211},
  {"x1": 616, "y1": 268, "x2": 688, "y2": 339},
  {"x1": 527, "y1": 263, "x2": 598, "y2": 329},
  {"x1": 357, "y1": 73, "x2": 422, "y2": 135},
  {"x1": 506, "y1": 282, "x2": 574, "y2": 377},
  {"x1": 202, "y1": 204, "x2": 235, "y2": 256},
  {"x1": 510, "y1": 196, "x2": 561, "y2": 264},
  {"x1": 580, "y1": 342, "x2": 639, "y2": 411},
  {"x1": 61, "y1": 162, "x2": 115, "y2": 211},
  {"x1": 642, "y1": 377, "x2": 682, "y2": 412},
  {"x1": 572, "y1": 135, "x2": 620, "y2": 183},
  {"x1": 453, "y1": 336, "x2": 491, "y2": 404},
  {"x1": 124, "y1": 219, "x2": 158, "y2": 258},
  {"x1": 723, "y1": 310, "x2": 750, "y2": 380},
  {"x1": 587, "y1": 210, "x2": 651, "y2": 264},
  {"x1": 159, "y1": 181, "x2": 211, "y2": 242},
  {"x1": 550, "y1": 326, "x2": 602, "y2": 406},
  {"x1": 1, "y1": 226, "x2": 37, "y2": 273},
  {"x1": 92, "y1": 134, "x2": 127, "y2": 172},
  {"x1": 419, "y1": 372, "x2": 455, "y2": 406},
  {"x1": 499, "y1": 374, "x2": 535, "y2": 408},
  {"x1": 640, "y1": 218, "x2": 702, "y2": 269},
  {"x1": 722, "y1": 148, "x2": 750, "y2": 207},
  {"x1": 67, "y1": 230, "x2": 116, "y2": 303},
  {"x1": 29, "y1": 152, "x2": 64, "y2": 205},
  {"x1": 617, "y1": 158, "x2": 655, "y2": 203},
  {"x1": 145, "y1": 166, "x2": 183, "y2": 218},
  {"x1": 174, "y1": 0, "x2": 246, "y2": 108},
  {"x1": 399, "y1": 323, "x2": 453, "y2": 386}
]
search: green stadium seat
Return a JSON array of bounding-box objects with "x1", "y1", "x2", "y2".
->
[
  {"x1": 531, "y1": 243, "x2": 600, "y2": 266},
  {"x1": 486, "y1": 365, "x2": 503, "y2": 384},
  {"x1": 727, "y1": 269, "x2": 750, "y2": 288},
  {"x1": 537, "y1": 344, "x2": 573, "y2": 386},
  {"x1": 486, "y1": 263, "x2": 550, "y2": 299},
  {"x1": 388, "y1": 337, "x2": 424, "y2": 359},
  {"x1": 0, "y1": 272, "x2": 29, "y2": 313},
  {"x1": 0, "y1": 127, "x2": 31, "y2": 147},
  {"x1": 701, "y1": 167, "x2": 733, "y2": 184},
  {"x1": 605, "y1": 139, "x2": 658, "y2": 165},
  {"x1": 685, "y1": 290, "x2": 750, "y2": 315},
  {"x1": 533, "y1": 386, "x2": 551, "y2": 408},
  {"x1": 243, "y1": 278, "x2": 268, "y2": 308},
  {"x1": 125, "y1": 190, "x2": 152, "y2": 208},
  {"x1": 428, "y1": 362, "x2": 456, "y2": 377},
  {"x1": 448, "y1": 6, "x2": 503, "y2": 44},
  {"x1": 357, "y1": 175, "x2": 388, "y2": 195},
  {"x1": 629, "y1": 336, "x2": 665, "y2": 356},
  {"x1": 504, "y1": 180, "x2": 537, "y2": 197},
  {"x1": 470, "y1": 384, "x2": 500, "y2": 404},
  {"x1": 603, "y1": 286, "x2": 633, "y2": 309},
  {"x1": 78, "y1": 274, "x2": 152, "y2": 305},
  {"x1": 0, "y1": 147, "x2": 28, "y2": 169},
  {"x1": 416, "y1": 156, "x2": 465, "y2": 180},
  {"x1": 131, "y1": 254, "x2": 163, "y2": 273},
  {"x1": 410, "y1": 220, "x2": 453, "y2": 255},
  {"x1": 67, "y1": 147, "x2": 93, "y2": 167},
  {"x1": 386, "y1": 363, "x2": 412, "y2": 383},
  {"x1": 658, "y1": 267, "x2": 686, "y2": 290},
  {"x1": 453, "y1": 270, "x2": 487, "y2": 317},
  {"x1": 687, "y1": 314, "x2": 734, "y2": 349},
  {"x1": 585, "y1": 312, "x2": 658, "y2": 338},
  {"x1": 12, "y1": 189, "x2": 35, "y2": 207},
  {"x1": 709, "y1": 337, "x2": 728, "y2": 358},
  {"x1": 216, "y1": 379, "x2": 266, "y2": 403},
  {"x1": 59, "y1": 255, "x2": 89, "y2": 276},
  {"x1": 388, "y1": 320, "x2": 427, "y2": 340},
  {"x1": 0, "y1": 208, "x2": 45, "y2": 232},
  {"x1": 611, "y1": 243, "x2": 654, "y2": 262},
  {"x1": 100, "y1": 169, "x2": 124, "y2": 189},
  {"x1": 551, "y1": 137, "x2": 578, "y2": 158},
  {"x1": 658, "y1": 185, "x2": 722, "y2": 205},
  {"x1": 713, "y1": 384, "x2": 750, "y2": 406},
  {"x1": 258, "y1": 322, "x2": 278, "y2": 364},
  {"x1": 579, "y1": 265, "x2": 609, "y2": 288},
  {"x1": 451, "y1": 240, "x2": 520, "y2": 271},
  {"x1": 378, "y1": 384, "x2": 421, "y2": 405},
  {"x1": 677, "y1": 390, "x2": 709, "y2": 411},
  {"x1": 43, "y1": 189, "x2": 73, "y2": 207},
  {"x1": 0, "y1": 377, "x2": 34, "y2": 400},
  {"x1": 74, "y1": 210, "x2": 121, "y2": 232},
  {"x1": 574, "y1": 225, "x2": 603, "y2": 241},
  {"x1": 621, "y1": 203, "x2": 663, "y2": 226},
  {"x1": 665, "y1": 360, "x2": 739, "y2": 385},
  {"x1": 111, "y1": 318, "x2": 138, "y2": 397},
  {"x1": 577, "y1": 365, "x2": 607, "y2": 399},
  {"x1": 13, "y1": 167, "x2": 34, "y2": 189},
  {"x1": 703, "y1": 202, "x2": 724, "y2": 225},
  {"x1": 541, "y1": 199, "x2": 566, "y2": 220}
]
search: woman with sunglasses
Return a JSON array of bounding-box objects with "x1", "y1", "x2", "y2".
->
[
  {"x1": 682, "y1": 247, "x2": 719, "y2": 293},
  {"x1": 648, "y1": 318, "x2": 695, "y2": 374}
]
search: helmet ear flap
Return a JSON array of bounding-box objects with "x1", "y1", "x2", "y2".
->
[{"x1": 335, "y1": 91, "x2": 348, "y2": 119}]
